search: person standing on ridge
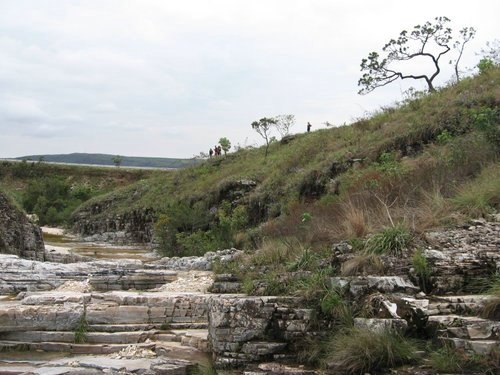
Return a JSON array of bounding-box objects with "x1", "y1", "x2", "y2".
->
[
  {"x1": 307, "y1": 122, "x2": 312, "y2": 132},
  {"x1": 209, "y1": 148, "x2": 214, "y2": 158}
]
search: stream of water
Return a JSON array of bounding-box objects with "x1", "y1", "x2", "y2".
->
[{"x1": 42, "y1": 229, "x2": 159, "y2": 262}]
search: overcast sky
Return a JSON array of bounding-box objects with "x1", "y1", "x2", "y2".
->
[{"x1": 0, "y1": 1, "x2": 498, "y2": 158}]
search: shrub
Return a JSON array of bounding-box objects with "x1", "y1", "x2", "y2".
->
[
  {"x1": 478, "y1": 58, "x2": 495, "y2": 74},
  {"x1": 412, "y1": 249, "x2": 432, "y2": 293},
  {"x1": 323, "y1": 328, "x2": 417, "y2": 374},
  {"x1": 364, "y1": 224, "x2": 412, "y2": 256},
  {"x1": 468, "y1": 106, "x2": 500, "y2": 148}
]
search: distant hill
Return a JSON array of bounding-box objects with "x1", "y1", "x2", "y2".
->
[{"x1": 14, "y1": 153, "x2": 199, "y2": 169}]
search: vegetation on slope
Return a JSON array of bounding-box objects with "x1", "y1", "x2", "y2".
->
[
  {"x1": 0, "y1": 160, "x2": 158, "y2": 226},
  {"x1": 74, "y1": 67, "x2": 499, "y2": 257}
]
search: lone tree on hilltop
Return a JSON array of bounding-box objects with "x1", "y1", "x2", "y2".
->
[
  {"x1": 358, "y1": 17, "x2": 475, "y2": 94},
  {"x1": 251, "y1": 117, "x2": 277, "y2": 157},
  {"x1": 219, "y1": 137, "x2": 231, "y2": 156},
  {"x1": 452, "y1": 26, "x2": 476, "y2": 82},
  {"x1": 275, "y1": 114, "x2": 295, "y2": 138}
]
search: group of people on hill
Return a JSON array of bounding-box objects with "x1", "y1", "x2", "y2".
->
[{"x1": 209, "y1": 145, "x2": 222, "y2": 158}]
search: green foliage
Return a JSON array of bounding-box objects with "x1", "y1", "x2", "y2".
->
[
  {"x1": 287, "y1": 247, "x2": 319, "y2": 272},
  {"x1": 412, "y1": 249, "x2": 432, "y2": 292},
  {"x1": 301, "y1": 212, "x2": 313, "y2": 223},
  {"x1": 251, "y1": 117, "x2": 277, "y2": 157},
  {"x1": 21, "y1": 177, "x2": 96, "y2": 226},
  {"x1": 74, "y1": 308, "x2": 89, "y2": 344},
  {"x1": 112, "y1": 155, "x2": 123, "y2": 167},
  {"x1": 436, "y1": 129, "x2": 453, "y2": 144},
  {"x1": 468, "y1": 106, "x2": 500, "y2": 148},
  {"x1": 376, "y1": 151, "x2": 404, "y2": 176},
  {"x1": 478, "y1": 58, "x2": 495, "y2": 74},
  {"x1": 364, "y1": 224, "x2": 412, "y2": 256},
  {"x1": 153, "y1": 201, "x2": 249, "y2": 257},
  {"x1": 218, "y1": 137, "x2": 231, "y2": 155},
  {"x1": 323, "y1": 328, "x2": 417, "y2": 374}
]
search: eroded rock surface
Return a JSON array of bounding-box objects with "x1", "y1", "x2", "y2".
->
[{"x1": 0, "y1": 192, "x2": 45, "y2": 260}]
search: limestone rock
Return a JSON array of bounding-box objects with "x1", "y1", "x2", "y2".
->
[{"x1": 0, "y1": 192, "x2": 45, "y2": 261}]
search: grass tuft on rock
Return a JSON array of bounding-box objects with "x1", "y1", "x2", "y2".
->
[
  {"x1": 323, "y1": 327, "x2": 417, "y2": 374},
  {"x1": 364, "y1": 224, "x2": 412, "y2": 256}
]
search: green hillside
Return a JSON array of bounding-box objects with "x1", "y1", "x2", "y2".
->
[
  {"x1": 0, "y1": 161, "x2": 159, "y2": 226},
  {"x1": 14, "y1": 153, "x2": 199, "y2": 169},
  {"x1": 74, "y1": 67, "x2": 499, "y2": 256}
]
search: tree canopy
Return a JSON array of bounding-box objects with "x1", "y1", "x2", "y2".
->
[
  {"x1": 251, "y1": 117, "x2": 277, "y2": 157},
  {"x1": 358, "y1": 17, "x2": 475, "y2": 94}
]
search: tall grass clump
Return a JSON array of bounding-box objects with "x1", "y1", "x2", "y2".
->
[
  {"x1": 364, "y1": 224, "x2": 412, "y2": 256},
  {"x1": 451, "y1": 162, "x2": 500, "y2": 218},
  {"x1": 430, "y1": 343, "x2": 498, "y2": 374},
  {"x1": 74, "y1": 306, "x2": 89, "y2": 344},
  {"x1": 481, "y1": 273, "x2": 500, "y2": 320},
  {"x1": 323, "y1": 327, "x2": 417, "y2": 374},
  {"x1": 412, "y1": 249, "x2": 432, "y2": 293}
]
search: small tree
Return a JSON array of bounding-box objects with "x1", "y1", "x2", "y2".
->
[
  {"x1": 358, "y1": 17, "x2": 475, "y2": 94},
  {"x1": 451, "y1": 27, "x2": 476, "y2": 82},
  {"x1": 251, "y1": 117, "x2": 277, "y2": 157},
  {"x1": 112, "y1": 155, "x2": 123, "y2": 167},
  {"x1": 219, "y1": 137, "x2": 231, "y2": 155},
  {"x1": 275, "y1": 114, "x2": 295, "y2": 138}
]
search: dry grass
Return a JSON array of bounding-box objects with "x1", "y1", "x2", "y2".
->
[
  {"x1": 323, "y1": 327, "x2": 417, "y2": 374},
  {"x1": 341, "y1": 254, "x2": 385, "y2": 276}
]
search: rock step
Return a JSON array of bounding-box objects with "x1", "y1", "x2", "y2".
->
[
  {"x1": 439, "y1": 337, "x2": 499, "y2": 356},
  {"x1": 428, "y1": 315, "x2": 499, "y2": 340},
  {"x1": 0, "y1": 329, "x2": 209, "y2": 346},
  {"x1": 87, "y1": 322, "x2": 208, "y2": 331},
  {"x1": 0, "y1": 340, "x2": 156, "y2": 354},
  {"x1": 426, "y1": 295, "x2": 494, "y2": 316},
  {"x1": 0, "y1": 330, "x2": 167, "y2": 344}
]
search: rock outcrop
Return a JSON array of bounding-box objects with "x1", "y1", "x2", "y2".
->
[{"x1": 0, "y1": 191, "x2": 44, "y2": 261}]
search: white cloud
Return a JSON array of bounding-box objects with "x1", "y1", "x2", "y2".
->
[{"x1": 0, "y1": 0, "x2": 498, "y2": 157}]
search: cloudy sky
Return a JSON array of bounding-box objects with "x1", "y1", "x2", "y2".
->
[{"x1": 0, "y1": 1, "x2": 498, "y2": 158}]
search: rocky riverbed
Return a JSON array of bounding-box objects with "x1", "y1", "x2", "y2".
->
[{"x1": 0, "y1": 220, "x2": 499, "y2": 374}]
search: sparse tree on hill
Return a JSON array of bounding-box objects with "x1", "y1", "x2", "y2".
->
[
  {"x1": 251, "y1": 117, "x2": 277, "y2": 157},
  {"x1": 451, "y1": 27, "x2": 476, "y2": 82},
  {"x1": 275, "y1": 114, "x2": 295, "y2": 138},
  {"x1": 358, "y1": 17, "x2": 475, "y2": 94},
  {"x1": 112, "y1": 155, "x2": 123, "y2": 167},
  {"x1": 219, "y1": 137, "x2": 231, "y2": 156}
]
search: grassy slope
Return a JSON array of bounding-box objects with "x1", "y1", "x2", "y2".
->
[
  {"x1": 75, "y1": 68, "x2": 499, "y2": 244},
  {"x1": 0, "y1": 161, "x2": 160, "y2": 211}
]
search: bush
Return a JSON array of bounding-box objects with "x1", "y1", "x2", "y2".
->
[
  {"x1": 468, "y1": 106, "x2": 500, "y2": 148},
  {"x1": 478, "y1": 58, "x2": 495, "y2": 74},
  {"x1": 364, "y1": 224, "x2": 412, "y2": 256},
  {"x1": 323, "y1": 328, "x2": 417, "y2": 374}
]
